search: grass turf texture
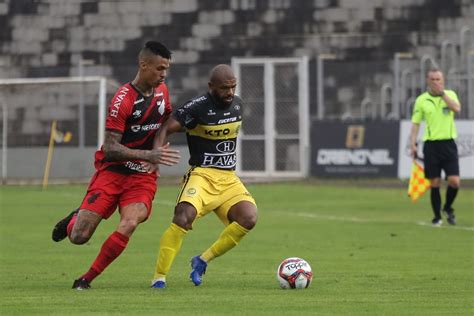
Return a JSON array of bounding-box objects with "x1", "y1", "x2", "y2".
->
[{"x1": 0, "y1": 181, "x2": 473, "y2": 315}]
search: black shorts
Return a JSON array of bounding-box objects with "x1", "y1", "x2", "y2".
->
[{"x1": 423, "y1": 139, "x2": 459, "y2": 179}]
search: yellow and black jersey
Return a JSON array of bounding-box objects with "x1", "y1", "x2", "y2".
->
[{"x1": 173, "y1": 92, "x2": 242, "y2": 170}]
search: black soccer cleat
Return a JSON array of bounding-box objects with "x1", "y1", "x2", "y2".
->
[
  {"x1": 72, "y1": 278, "x2": 91, "y2": 290},
  {"x1": 431, "y1": 217, "x2": 442, "y2": 227},
  {"x1": 52, "y1": 209, "x2": 79, "y2": 242},
  {"x1": 442, "y1": 208, "x2": 456, "y2": 225}
]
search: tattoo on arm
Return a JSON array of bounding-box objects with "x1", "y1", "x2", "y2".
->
[{"x1": 103, "y1": 131, "x2": 147, "y2": 162}]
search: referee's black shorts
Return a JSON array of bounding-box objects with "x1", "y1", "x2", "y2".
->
[{"x1": 423, "y1": 139, "x2": 459, "y2": 179}]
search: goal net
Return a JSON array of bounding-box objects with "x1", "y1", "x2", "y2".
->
[{"x1": 0, "y1": 77, "x2": 107, "y2": 184}]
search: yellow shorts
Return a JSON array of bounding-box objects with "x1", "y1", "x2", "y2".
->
[{"x1": 177, "y1": 167, "x2": 256, "y2": 226}]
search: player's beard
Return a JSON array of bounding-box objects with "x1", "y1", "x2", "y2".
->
[{"x1": 213, "y1": 92, "x2": 233, "y2": 107}]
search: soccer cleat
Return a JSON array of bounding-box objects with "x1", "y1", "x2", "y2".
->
[
  {"x1": 189, "y1": 256, "x2": 207, "y2": 286},
  {"x1": 431, "y1": 217, "x2": 442, "y2": 227},
  {"x1": 52, "y1": 209, "x2": 79, "y2": 242},
  {"x1": 442, "y1": 208, "x2": 456, "y2": 225},
  {"x1": 72, "y1": 278, "x2": 91, "y2": 290},
  {"x1": 151, "y1": 279, "x2": 166, "y2": 289}
]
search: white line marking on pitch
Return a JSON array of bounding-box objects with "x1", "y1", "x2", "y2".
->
[
  {"x1": 141, "y1": 201, "x2": 474, "y2": 232},
  {"x1": 415, "y1": 221, "x2": 474, "y2": 231},
  {"x1": 276, "y1": 211, "x2": 474, "y2": 232}
]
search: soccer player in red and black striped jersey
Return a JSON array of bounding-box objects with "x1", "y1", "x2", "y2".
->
[{"x1": 51, "y1": 41, "x2": 180, "y2": 290}]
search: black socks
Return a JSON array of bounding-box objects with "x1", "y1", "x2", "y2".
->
[
  {"x1": 430, "y1": 187, "x2": 441, "y2": 218},
  {"x1": 444, "y1": 186, "x2": 458, "y2": 211}
]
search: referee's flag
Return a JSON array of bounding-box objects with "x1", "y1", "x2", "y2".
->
[{"x1": 408, "y1": 161, "x2": 431, "y2": 203}]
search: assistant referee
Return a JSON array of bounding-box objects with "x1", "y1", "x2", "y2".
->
[{"x1": 410, "y1": 68, "x2": 461, "y2": 226}]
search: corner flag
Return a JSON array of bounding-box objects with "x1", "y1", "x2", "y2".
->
[
  {"x1": 43, "y1": 120, "x2": 72, "y2": 188},
  {"x1": 407, "y1": 160, "x2": 431, "y2": 203}
]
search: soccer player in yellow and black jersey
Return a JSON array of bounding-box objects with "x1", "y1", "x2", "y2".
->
[
  {"x1": 410, "y1": 68, "x2": 461, "y2": 226},
  {"x1": 150, "y1": 64, "x2": 257, "y2": 288}
]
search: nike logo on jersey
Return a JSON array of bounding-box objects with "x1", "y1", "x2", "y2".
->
[{"x1": 134, "y1": 98, "x2": 145, "y2": 105}]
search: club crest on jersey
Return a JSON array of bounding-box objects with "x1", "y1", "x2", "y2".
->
[
  {"x1": 186, "y1": 187, "x2": 197, "y2": 197},
  {"x1": 233, "y1": 104, "x2": 240, "y2": 111},
  {"x1": 156, "y1": 98, "x2": 165, "y2": 115},
  {"x1": 133, "y1": 109, "x2": 142, "y2": 118}
]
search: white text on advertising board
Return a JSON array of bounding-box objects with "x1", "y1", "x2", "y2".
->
[{"x1": 317, "y1": 149, "x2": 394, "y2": 165}]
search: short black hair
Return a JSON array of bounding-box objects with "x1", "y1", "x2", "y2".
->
[
  {"x1": 426, "y1": 67, "x2": 442, "y2": 77},
  {"x1": 142, "y1": 41, "x2": 172, "y2": 59}
]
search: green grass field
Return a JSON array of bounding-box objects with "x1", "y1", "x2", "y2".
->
[{"x1": 1, "y1": 181, "x2": 473, "y2": 315}]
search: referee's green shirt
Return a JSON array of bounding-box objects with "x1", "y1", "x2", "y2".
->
[{"x1": 411, "y1": 90, "x2": 460, "y2": 141}]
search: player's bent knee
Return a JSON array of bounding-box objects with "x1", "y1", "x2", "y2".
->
[
  {"x1": 69, "y1": 230, "x2": 92, "y2": 245},
  {"x1": 172, "y1": 203, "x2": 196, "y2": 230},
  {"x1": 429, "y1": 178, "x2": 441, "y2": 188},
  {"x1": 238, "y1": 212, "x2": 257, "y2": 230},
  {"x1": 121, "y1": 218, "x2": 140, "y2": 229},
  {"x1": 172, "y1": 215, "x2": 193, "y2": 230},
  {"x1": 234, "y1": 206, "x2": 258, "y2": 230},
  {"x1": 447, "y1": 176, "x2": 460, "y2": 188}
]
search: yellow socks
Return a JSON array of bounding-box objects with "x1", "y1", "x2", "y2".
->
[
  {"x1": 153, "y1": 222, "x2": 250, "y2": 281},
  {"x1": 153, "y1": 223, "x2": 187, "y2": 280},
  {"x1": 201, "y1": 222, "x2": 249, "y2": 262}
]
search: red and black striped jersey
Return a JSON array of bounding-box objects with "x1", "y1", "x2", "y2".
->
[{"x1": 94, "y1": 82, "x2": 172, "y2": 174}]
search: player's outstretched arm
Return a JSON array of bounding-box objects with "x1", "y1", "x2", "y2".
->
[
  {"x1": 102, "y1": 130, "x2": 179, "y2": 165},
  {"x1": 152, "y1": 116, "x2": 183, "y2": 150}
]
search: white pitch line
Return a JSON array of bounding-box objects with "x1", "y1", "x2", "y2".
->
[
  {"x1": 415, "y1": 221, "x2": 474, "y2": 231},
  {"x1": 53, "y1": 194, "x2": 471, "y2": 232},
  {"x1": 275, "y1": 211, "x2": 474, "y2": 232}
]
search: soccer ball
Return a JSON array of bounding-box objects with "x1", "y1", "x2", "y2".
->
[{"x1": 277, "y1": 257, "x2": 313, "y2": 289}]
